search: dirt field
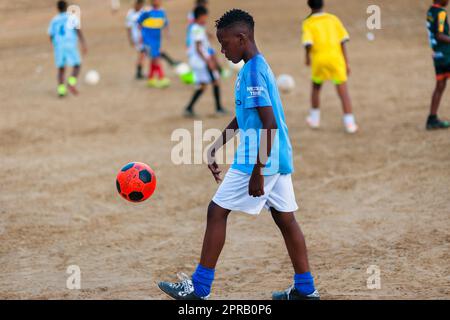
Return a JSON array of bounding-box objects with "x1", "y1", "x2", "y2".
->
[{"x1": 0, "y1": 0, "x2": 449, "y2": 299}]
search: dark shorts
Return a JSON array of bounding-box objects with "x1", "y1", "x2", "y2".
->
[{"x1": 433, "y1": 54, "x2": 450, "y2": 80}]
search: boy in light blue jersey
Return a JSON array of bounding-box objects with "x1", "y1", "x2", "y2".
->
[
  {"x1": 48, "y1": 1, "x2": 87, "y2": 97},
  {"x1": 158, "y1": 9, "x2": 319, "y2": 300}
]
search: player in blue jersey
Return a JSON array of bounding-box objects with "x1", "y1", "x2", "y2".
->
[
  {"x1": 158, "y1": 9, "x2": 319, "y2": 300},
  {"x1": 48, "y1": 1, "x2": 87, "y2": 97},
  {"x1": 137, "y1": 0, "x2": 170, "y2": 88}
]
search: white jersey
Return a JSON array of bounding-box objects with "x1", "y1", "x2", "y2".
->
[
  {"x1": 188, "y1": 23, "x2": 211, "y2": 69},
  {"x1": 126, "y1": 8, "x2": 143, "y2": 44}
]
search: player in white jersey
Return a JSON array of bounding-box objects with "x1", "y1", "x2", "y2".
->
[
  {"x1": 184, "y1": 6, "x2": 227, "y2": 117},
  {"x1": 126, "y1": 0, "x2": 146, "y2": 79}
]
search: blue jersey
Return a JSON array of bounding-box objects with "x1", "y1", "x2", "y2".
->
[
  {"x1": 48, "y1": 13, "x2": 79, "y2": 48},
  {"x1": 232, "y1": 54, "x2": 294, "y2": 176},
  {"x1": 137, "y1": 8, "x2": 168, "y2": 44}
]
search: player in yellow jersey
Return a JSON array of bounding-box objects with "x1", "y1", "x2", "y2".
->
[{"x1": 302, "y1": 0, "x2": 358, "y2": 133}]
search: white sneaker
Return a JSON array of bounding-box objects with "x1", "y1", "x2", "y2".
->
[
  {"x1": 306, "y1": 116, "x2": 320, "y2": 129},
  {"x1": 345, "y1": 123, "x2": 358, "y2": 134}
]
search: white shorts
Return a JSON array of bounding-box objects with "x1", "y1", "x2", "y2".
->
[
  {"x1": 212, "y1": 169, "x2": 299, "y2": 215},
  {"x1": 189, "y1": 55, "x2": 218, "y2": 84}
]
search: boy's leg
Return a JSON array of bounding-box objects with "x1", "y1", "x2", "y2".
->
[
  {"x1": 306, "y1": 82, "x2": 321, "y2": 128},
  {"x1": 336, "y1": 82, "x2": 358, "y2": 133},
  {"x1": 67, "y1": 65, "x2": 80, "y2": 95},
  {"x1": 199, "y1": 201, "x2": 231, "y2": 269},
  {"x1": 427, "y1": 78, "x2": 450, "y2": 130},
  {"x1": 57, "y1": 67, "x2": 67, "y2": 97},
  {"x1": 158, "y1": 202, "x2": 230, "y2": 299},
  {"x1": 271, "y1": 208, "x2": 318, "y2": 300},
  {"x1": 271, "y1": 209, "x2": 309, "y2": 274},
  {"x1": 160, "y1": 51, "x2": 180, "y2": 67},
  {"x1": 136, "y1": 50, "x2": 145, "y2": 79},
  {"x1": 184, "y1": 84, "x2": 206, "y2": 116}
]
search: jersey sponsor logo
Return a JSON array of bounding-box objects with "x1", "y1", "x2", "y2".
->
[
  {"x1": 142, "y1": 17, "x2": 165, "y2": 29},
  {"x1": 246, "y1": 86, "x2": 264, "y2": 99}
]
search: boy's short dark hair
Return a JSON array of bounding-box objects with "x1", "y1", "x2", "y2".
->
[
  {"x1": 57, "y1": 0, "x2": 67, "y2": 12},
  {"x1": 196, "y1": 0, "x2": 208, "y2": 5},
  {"x1": 308, "y1": 0, "x2": 324, "y2": 10},
  {"x1": 136, "y1": 0, "x2": 144, "y2": 4},
  {"x1": 215, "y1": 9, "x2": 255, "y2": 31},
  {"x1": 194, "y1": 5, "x2": 208, "y2": 19}
]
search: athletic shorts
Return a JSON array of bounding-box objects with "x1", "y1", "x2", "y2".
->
[
  {"x1": 311, "y1": 53, "x2": 347, "y2": 85},
  {"x1": 212, "y1": 168, "x2": 299, "y2": 215},
  {"x1": 54, "y1": 45, "x2": 81, "y2": 68},
  {"x1": 144, "y1": 41, "x2": 161, "y2": 58},
  {"x1": 189, "y1": 56, "x2": 219, "y2": 84},
  {"x1": 434, "y1": 59, "x2": 450, "y2": 80}
]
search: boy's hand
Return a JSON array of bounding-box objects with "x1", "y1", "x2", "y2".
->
[
  {"x1": 81, "y1": 44, "x2": 88, "y2": 55},
  {"x1": 207, "y1": 150, "x2": 222, "y2": 183},
  {"x1": 249, "y1": 165, "x2": 264, "y2": 197}
]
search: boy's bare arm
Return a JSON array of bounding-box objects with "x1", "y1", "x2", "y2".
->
[
  {"x1": 76, "y1": 29, "x2": 87, "y2": 54},
  {"x1": 249, "y1": 107, "x2": 278, "y2": 197},
  {"x1": 436, "y1": 32, "x2": 450, "y2": 44},
  {"x1": 341, "y1": 41, "x2": 350, "y2": 75},
  {"x1": 305, "y1": 45, "x2": 312, "y2": 66}
]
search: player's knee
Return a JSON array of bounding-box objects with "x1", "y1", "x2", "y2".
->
[
  {"x1": 207, "y1": 201, "x2": 228, "y2": 222},
  {"x1": 272, "y1": 211, "x2": 296, "y2": 230},
  {"x1": 436, "y1": 80, "x2": 447, "y2": 91}
]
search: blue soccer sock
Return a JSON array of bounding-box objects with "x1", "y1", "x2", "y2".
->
[
  {"x1": 192, "y1": 264, "x2": 215, "y2": 297},
  {"x1": 294, "y1": 272, "x2": 316, "y2": 296}
]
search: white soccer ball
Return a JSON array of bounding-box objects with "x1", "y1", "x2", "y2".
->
[
  {"x1": 366, "y1": 32, "x2": 375, "y2": 41},
  {"x1": 277, "y1": 74, "x2": 295, "y2": 93},
  {"x1": 175, "y1": 63, "x2": 191, "y2": 76},
  {"x1": 229, "y1": 60, "x2": 245, "y2": 72},
  {"x1": 85, "y1": 70, "x2": 100, "y2": 85}
]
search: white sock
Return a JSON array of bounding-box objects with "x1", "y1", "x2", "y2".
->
[
  {"x1": 343, "y1": 114, "x2": 356, "y2": 126},
  {"x1": 310, "y1": 109, "x2": 320, "y2": 122}
]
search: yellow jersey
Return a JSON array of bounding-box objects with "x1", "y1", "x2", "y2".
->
[
  {"x1": 302, "y1": 12, "x2": 349, "y2": 58},
  {"x1": 302, "y1": 12, "x2": 350, "y2": 84}
]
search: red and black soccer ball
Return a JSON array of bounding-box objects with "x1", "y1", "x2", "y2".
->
[{"x1": 116, "y1": 162, "x2": 157, "y2": 202}]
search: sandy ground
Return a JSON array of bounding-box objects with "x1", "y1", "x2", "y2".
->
[{"x1": 0, "y1": 0, "x2": 449, "y2": 300}]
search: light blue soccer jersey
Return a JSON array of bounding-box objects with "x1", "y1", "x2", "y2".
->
[
  {"x1": 232, "y1": 54, "x2": 294, "y2": 176},
  {"x1": 48, "y1": 13, "x2": 79, "y2": 48}
]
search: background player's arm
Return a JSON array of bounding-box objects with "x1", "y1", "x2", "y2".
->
[
  {"x1": 436, "y1": 11, "x2": 450, "y2": 44},
  {"x1": 126, "y1": 27, "x2": 134, "y2": 46},
  {"x1": 436, "y1": 32, "x2": 450, "y2": 43},
  {"x1": 196, "y1": 41, "x2": 214, "y2": 70},
  {"x1": 305, "y1": 45, "x2": 312, "y2": 66},
  {"x1": 341, "y1": 41, "x2": 350, "y2": 75},
  {"x1": 249, "y1": 107, "x2": 278, "y2": 197},
  {"x1": 207, "y1": 117, "x2": 239, "y2": 183},
  {"x1": 76, "y1": 29, "x2": 87, "y2": 55}
]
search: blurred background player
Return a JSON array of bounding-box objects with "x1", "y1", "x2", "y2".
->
[
  {"x1": 302, "y1": 0, "x2": 358, "y2": 134},
  {"x1": 48, "y1": 0, "x2": 87, "y2": 97},
  {"x1": 159, "y1": 9, "x2": 319, "y2": 301},
  {"x1": 137, "y1": 0, "x2": 170, "y2": 88},
  {"x1": 426, "y1": 0, "x2": 450, "y2": 130},
  {"x1": 184, "y1": 6, "x2": 226, "y2": 117},
  {"x1": 187, "y1": 0, "x2": 227, "y2": 79},
  {"x1": 126, "y1": 0, "x2": 146, "y2": 79}
]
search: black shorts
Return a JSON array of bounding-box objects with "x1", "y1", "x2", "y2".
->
[{"x1": 433, "y1": 55, "x2": 450, "y2": 79}]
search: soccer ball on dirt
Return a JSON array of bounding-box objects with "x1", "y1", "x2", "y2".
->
[
  {"x1": 116, "y1": 162, "x2": 157, "y2": 202},
  {"x1": 276, "y1": 74, "x2": 295, "y2": 93},
  {"x1": 85, "y1": 70, "x2": 100, "y2": 85},
  {"x1": 175, "y1": 63, "x2": 191, "y2": 76}
]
